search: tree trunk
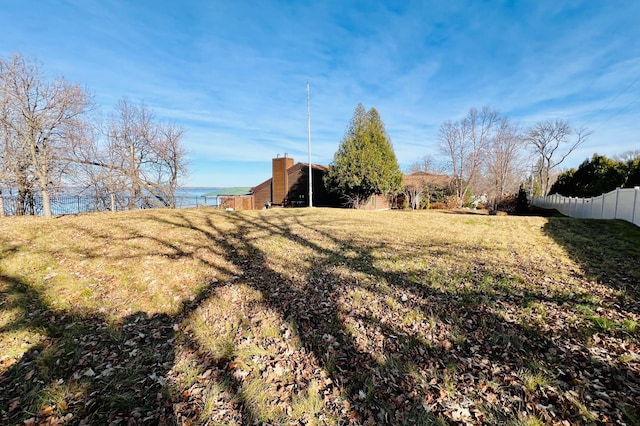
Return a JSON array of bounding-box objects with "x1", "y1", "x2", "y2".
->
[
  {"x1": 27, "y1": 190, "x2": 35, "y2": 215},
  {"x1": 16, "y1": 187, "x2": 27, "y2": 216},
  {"x1": 41, "y1": 189, "x2": 52, "y2": 218}
]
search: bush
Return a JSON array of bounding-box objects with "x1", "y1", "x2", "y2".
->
[
  {"x1": 515, "y1": 185, "x2": 530, "y2": 215},
  {"x1": 430, "y1": 202, "x2": 447, "y2": 210},
  {"x1": 445, "y1": 195, "x2": 460, "y2": 209},
  {"x1": 495, "y1": 194, "x2": 518, "y2": 213}
]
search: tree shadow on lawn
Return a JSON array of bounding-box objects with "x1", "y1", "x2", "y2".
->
[
  {"x1": 165, "y1": 210, "x2": 640, "y2": 424},
  {"x1": 0, "y1": 270, "x2": 177, "y2": 424},
  {"x1": 0, "y1": 217, "x2": 241, "y2": 425},
  {"x1": 541, "y1": 217, "x2": 640, "y2": 310},
  {"x1": 1, "y1": 210, "x2": 639, "y2": 424}
]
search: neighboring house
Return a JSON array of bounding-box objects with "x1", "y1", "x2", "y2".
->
[
  {"x1": 201, "y1": 187, "x2": 253, "y2": 210},
  {"x1": 220, "y1": 155, "x2": 341, "y2": 210},
  {"x1": 360, "y1": 194, "x2": 395, "y2": 210},
  {"x1": 400, "y1": 172, "x2": 451, "y2": 209},
  {"x1": 220, "y1": 156, "x2": 449, "y2": 211}
]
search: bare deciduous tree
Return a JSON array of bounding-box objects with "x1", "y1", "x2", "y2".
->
[
  {"x1": 403, "y1": 175, "x2": 426, "y2": 210},
  {"x1": 65, "y1": 123, "x2": 125, "y2": 212},
  {"x1": 484, "y1": 118, "x2": 527, "y2": 209},
  {"x1": 104, "y1": 99, "x2": 187, "y2": 209},
  {"x1": 0, "y1": 55, "x2": 188, "y2": 217},
  {"x1": 613, "y1": 149, "x2": 640, "y2": 163},
  {"x1": 407, "y1": 155, "x2": 437, "y2": 175},
  {"x1": 438, "y1": 107, "x2": 499, "y2": 207},
  {"x1": 404, "y1": 155, "x2": 449, "y2": 209},
  {"x1": 0, "y1": 104, "x2": 8, "y2": 216},
  {"x1": 525, "y1": 119, "x2": 591, "y2": 195},
  {"x1": 154, "y1": 122, "x2": 188, "y2": 205},
  {"x1": 1, "y1": 59, "x2": 34, "y2": 215},
  {"x1": 0, "y1": 54, "x2": 92, "y2": 217}
]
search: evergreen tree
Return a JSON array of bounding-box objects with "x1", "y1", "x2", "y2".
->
[
  {"x1": 324, "y1": 104, "x2": 403, "y2": 208},
  {"x1": 550, "y1": 154, "x2": 626, "y2": 196},
  {"x1": 515, "y1": 184, "x2": 529, "y2": 214},
  {"x1": 549, "y1": 168, "x2": 576, "y2": 196},
  {"x1": 625, "y1": 157, "x2": 640, "y2": 187}
]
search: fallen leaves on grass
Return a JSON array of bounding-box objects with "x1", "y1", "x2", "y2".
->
[{"x1": 0, "y1": 209, "x2": 639, "y2": 424}]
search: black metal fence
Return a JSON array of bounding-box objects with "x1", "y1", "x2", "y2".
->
[{"x1": 1, "y1": 194, "x2": 218, "y2": 216}]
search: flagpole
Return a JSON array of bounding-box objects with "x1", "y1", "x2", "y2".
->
[{"x1": 307, "y1": 79, "x2": 313, "y2": 207}]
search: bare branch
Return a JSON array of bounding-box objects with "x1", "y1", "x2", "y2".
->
[
  {"x1": 438, "y1": 106, "x2": 500, "y2": 206},
  {"x1": 525, "y1": 119, "x2": 591, "y2": 195},
  {"x1": 0, "y1": 53, "x2": 92, "y2": 217}
]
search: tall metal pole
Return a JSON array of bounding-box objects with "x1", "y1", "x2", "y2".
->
[{"x1": 307, "y1": 79, "x2": 313, "y2": 207}]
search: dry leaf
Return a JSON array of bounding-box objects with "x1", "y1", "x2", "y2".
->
[
  {"x1": 9, "y1": 398, "x2": 20, "y2": 412},
  {"x1": 40, "y1": 405, "x2": 55, "y2": 416}
]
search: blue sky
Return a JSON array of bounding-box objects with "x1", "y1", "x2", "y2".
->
[{"x1": 1, "y1": 1, "x2": 639, "y2": 187}]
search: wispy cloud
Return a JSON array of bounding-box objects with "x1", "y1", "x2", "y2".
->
[{"x1": 1, "y1": 0, "x2": 639, "y2": 186}]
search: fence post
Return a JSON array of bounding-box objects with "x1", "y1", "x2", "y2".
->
[
  {"x1": 570, "y1": 196, "x2": 574, "y2": 216},
  {"x1": 633, "y1": 187, "x2": 639, "y2": 225},
  {"x1": 579, "y1": 198, "x2": 584, "y2": 218},
  {"x1": 614, "y1": 188, "x2": 621, "y2": 219},
  {"x1": 560, "y1": 196, "x2": 563, "y2": 214},
  {"x1": 571, "y1": 197, "x2": 575, "y2": 217}
]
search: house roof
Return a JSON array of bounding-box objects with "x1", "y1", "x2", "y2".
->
[
  {"x1": 252, "y1": 177, "x2": 272, "y2": 193},
  {"x1": 251, "y1": 162, "x2": 329, "y2": 194},
  {"x1": 295, "y1": 162, "x2": 329, "y2": 172},
  {"x1": 248, "y1": 162, "x2": 451, "y2": 196},
  {"x1": 403, "y1": 172, "x2": 451, "y2": 188},
  {"x1": 201, "y1": 187, "x2": 252, "y2": 197}
]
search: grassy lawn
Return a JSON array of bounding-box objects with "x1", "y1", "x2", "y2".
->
[{"x1": 1, "y1": 207, "x2": 639, "y2": 425}]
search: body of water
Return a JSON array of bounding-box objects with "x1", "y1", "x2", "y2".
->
[
  {"x1": 175, "y1": 187, "x2": 223, "y2": 198},
  {"x1": 1, "y1": 187, "x2": 226, "y2": 215}
]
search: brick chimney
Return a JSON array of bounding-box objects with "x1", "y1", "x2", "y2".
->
[{"x1": 272, "y1": 154, "x2": 294, "y2": 205}]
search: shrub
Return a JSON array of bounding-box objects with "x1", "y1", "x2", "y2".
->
[
  {"x1": 515, "y1": 185, "x2": 530, "y2": 215},
  {"x1": 445, "y1": 195, "x2": 460, "y2": 209},
  {"x1": 495, "y1": 194, "x2": 518, "y2": 213}
]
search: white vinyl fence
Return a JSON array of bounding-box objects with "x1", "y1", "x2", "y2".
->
[{"x1": 532, "y1": 187, "x2": 640, "y2": 227}]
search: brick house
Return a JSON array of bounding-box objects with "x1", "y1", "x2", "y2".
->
[
  {"x1": 399, "y1": 172, "x2": 452, "y2": 209},
  {"x1": 223, "y1": 155, "x2": 445, "y2": 211},
  {"x1": 251, "y1": 155, "x2": 342, "y2": 209},
  {"x1": 220, "y1": 155, "x2": 342, "y2": 210}
]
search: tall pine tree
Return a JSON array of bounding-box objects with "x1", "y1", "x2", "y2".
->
[{"x1": 324, "y1": 103, "x2": 403, "y2": 208}]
